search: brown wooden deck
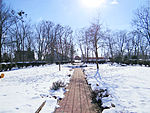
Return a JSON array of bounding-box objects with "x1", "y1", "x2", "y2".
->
[{"x1": 55, "y1": 68, "x2": 96, "y2": 113}]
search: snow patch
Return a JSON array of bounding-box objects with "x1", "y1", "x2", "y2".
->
[
  {"x1": 84, "y1": 63, "x2": 150, "y2": 112},
  {"x1": 0, "y1": 64, "x2": 73, "y2": 113}
]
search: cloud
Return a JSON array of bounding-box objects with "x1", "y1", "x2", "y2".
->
[{"x1": 111, "y1": 0, "x2": 119, "y2": 5}]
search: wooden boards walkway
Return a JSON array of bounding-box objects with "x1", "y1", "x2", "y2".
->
[{"x1": 55, "y1": 68, "x2": 96, "y2": 113}]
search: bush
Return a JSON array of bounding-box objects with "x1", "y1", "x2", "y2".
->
[
  {"x1": 51, "y1": 81, "x2": 65, "y2": 90},
  {"x1": 0, "y1": 61, "x2": 47, "y2": 72},
  {"x1": 91, "y1": 89, "x2": 112, "y2": 113}
]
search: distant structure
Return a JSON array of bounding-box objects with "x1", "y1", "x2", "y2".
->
[
  {"x1": 45, "y1": 51, "x2": 70, "y2": 63},
  {"x1": 74, "y1": 56, "x2": 81, "y2": 60},
  {"x1": 86, "y1": 57, "x2": 105, "y2": 62},
  {"x1": 15, "y1": 51, "x2": 35, "y2": 62},
  {"x1": 81, "y1": 57, "x2": 108, "y2": 63}
]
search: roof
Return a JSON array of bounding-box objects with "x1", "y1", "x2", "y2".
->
[{"x1": 86, "y1": 57, "x2": 105, "y2": 59}]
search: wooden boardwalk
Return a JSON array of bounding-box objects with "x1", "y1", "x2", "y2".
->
[{"x1": 55, "y1": 68, "x2": 96, "y2": 113}]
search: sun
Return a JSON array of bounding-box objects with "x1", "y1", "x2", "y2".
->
[{"x1": 81, "y1": 0, "x2": 105, "y2": 8}]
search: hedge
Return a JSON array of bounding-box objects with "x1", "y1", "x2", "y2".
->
[{"x1": 0, "y1": 61, "x2": 47, "y2": 72}]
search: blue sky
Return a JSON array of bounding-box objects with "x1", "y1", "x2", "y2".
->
[{"x1": 5, "y1": 0, "x2": 148, "y2": 31}]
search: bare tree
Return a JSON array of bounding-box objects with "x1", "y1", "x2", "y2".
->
[
  {"x1": 105, "y1": 29, "x2": 116, "y2": 61},
  {"x1": 0, "y1": 3, "x2": 14, "y2": 62},
  {"x1": 131, "y1": 30, "x2": 149, "y2": 60},
  {"x1": 132, "y1": 6, "x2": 150, "y2": 45},
  {"x1": 76, "y1": 29, "x2": 85, "y2": 62},
  {"x1": 25, "y1": 30, "x2": 34, "y2": 51},
  {"x1": 113, "y1": 31, "x2": 127, "y2": 61},
  {"x1": 87, "y1": 19, "x2": 104, "y2": 69},
  {"x1": 35, "y1": 21, "x2": 44, "y2": 60},
  {"x1": 84, "y1": 30, "x2": 91, "y2": 62},
  {"x1": 55, "y1": 25, "x2": 72, "y2": 62},
  {"x1": 8, "y1": 10, "x2": 33, "y2": 62},
  {"x1": 63, "y1": 26, "x2": 73, "y2": 61},
  {"x1": 35, "y1": 21, "x2": 54, "y2": 61},
  {"x1": 125, "y1": 31, "x2": 136, "y2": 59},
  {"x1": 54, "y1": 25, "x2": 73, "y2": 70},
  {"x1": 70, "y1": 41, "x2": 75, "y2": 64},
  {"x1": 76, "y1": 28, "x2": 91, "y2": 62}
]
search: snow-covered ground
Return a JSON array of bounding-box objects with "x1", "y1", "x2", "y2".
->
[
  {"x1": 84, "y1": 63, "x2": 150, "y2": 113},
  {"x1": 0, "y1": 64, "x2": 73, "y2": 113}
]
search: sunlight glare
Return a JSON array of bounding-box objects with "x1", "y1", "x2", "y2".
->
[{"x1": 81, "y1": 0, "x2": 105, "y2": 8}]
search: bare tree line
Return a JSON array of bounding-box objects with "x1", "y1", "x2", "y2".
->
[
  {"x1": 0, "y1": 3, "x2": 75, "y2": 63},
  {"x1": 0, "y1": 2, "x2": 149, "y2": 65},
  {"x1": 76, "y1": 5, "x2": 150, "y2": 67}
]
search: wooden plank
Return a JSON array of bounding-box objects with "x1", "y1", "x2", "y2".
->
[{"x1": 35, "y1": 100, "x2": 46, "y2": 113}]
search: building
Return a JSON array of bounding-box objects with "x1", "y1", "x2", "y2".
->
[
  {"x1": 81, "y1": 57, "x2": 108, "y2": 63},
  {"x1": 45, "y1": 51, "x2": 70, "y2": 63},
  {"x1": 15, "y1": 51, "x2": 35, "y2": 62},
  {"x1": 87, "y1": 57, "x2": 105, "y2": 61},
  {"x1": 74, "y1": 56, "x2": 81, "y2": 60}
]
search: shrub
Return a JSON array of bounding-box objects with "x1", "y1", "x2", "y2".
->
[
  {"x1": 51, "y1": 81, "x2": 65, "y2": 90},
  {"x1": 91, "y1": 89, "x2": 112, "y2": 113}
]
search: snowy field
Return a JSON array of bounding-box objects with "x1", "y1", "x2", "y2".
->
[
  {"x1": 0, "y1": 64, "x2": 73, "y2": 113},
  {"x1": 84, "y1": 63, "x2": 150, "y2": 113}
]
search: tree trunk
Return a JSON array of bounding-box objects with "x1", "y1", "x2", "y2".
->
[
  {"x1": 59, "y1": 62, "x2": 61, "y2": 71},
  {"x1": 86, "y1": 47, "x2": 89, "y2": 62},
  {"x1": 95, "y1": 49, "x2": 99, "y2": 69},
  {"x1": 148, "y1": 32, "x2": 150, "y2": 46},
  {"x1": 80, "y1": 44, "x2": 84, "y2": 62},
  {"x1": 94, "y1": 32, "x2": 99, "y2": 69},
  {"x1": 95, "y1": 38, "x2": 99, "y2": 69},
  {"x1": 51, "y1": 47, "x2": 54, "y2": 63}
]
